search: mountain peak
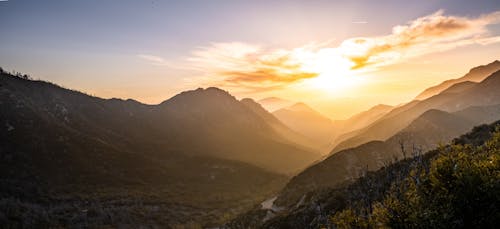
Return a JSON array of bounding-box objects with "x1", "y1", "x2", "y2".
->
[
  {"x1": 371, "y1": 104, "x2": 393, "y2": 111},
  {"x1": 415, "y1": 60, "x2": 500, "y2": 100},
  {"x1": 468, "y1": 60, "x2": 500, "y2": 74},
  {"x1": 288, "y1": 102, "x2": 314, "y2": 111},
  {"x1": 257, "y1": 97, "x2": 294, "y2": 112},
  {"x1": 240, "y1": 98, "x2": 259, "y2": 106},
  {"x1": 258, "y1": 97, "x2": 289, "y2": 103},
  {"x1": 161, "y1": 87, "x2": 235, "y2": 106}
]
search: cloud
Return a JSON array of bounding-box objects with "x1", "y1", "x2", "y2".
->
[
  {"x1": 186, "y1": 10, "x2": 500, "y2": 92},
  {"x1": 343, "y1": 10, "x2": 500, "y2": 69},
  {"x1": 137, "y1": 54, "x2": 174, "y2": 67},
  {"x1": 186, "y1": 42, "x2": 320, "y2": 91}
]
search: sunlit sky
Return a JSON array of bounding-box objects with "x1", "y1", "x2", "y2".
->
[{"x1": 1, "y1": 0, "x2": 500, "y2": 119}]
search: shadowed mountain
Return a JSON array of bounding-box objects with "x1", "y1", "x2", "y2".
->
[
  {"x1": 331, "y1": 104, "x2": 394, "y2": 148},
  {"x1": 240, "y1": 98, "x2": 321, "y2": 152},
  {"x1": 332, "y1": 69, "x2": 500, "y2": 153},
  {"x1": 337, "y1": 104, "x2": 393, "y2": 133},
  {"x1": 257, "y1": 97, "x2": 294, "y2": 112},
  {"x1": 415, "y1": 60, "x2": 500, "y2": 100},
  {"x1": 0, "y1": 71, "x2": 320, "y2": 227},
  {"x1": 153, "y1": 88, "x2": 321, "y2": 173},
  {"x1": 273, "y1": 103, "x2": 337, "y2": 154},
  {"x1": 229, "y1": 119, "x2": 500, "y2": 229},
  {"x1": 0, "y1": 74, "x2": 321, "y2": 175},
  {"x1": 245, "y1": 102, "x2": 500, "y2": 222}
]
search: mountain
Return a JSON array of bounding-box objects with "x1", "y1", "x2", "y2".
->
[
  {"x1": 240, "y1": 98, "x2": 320, "y2": 152},
  {"x1": 337, "y1": 104, "x2": 393, "y2": 133},
  {"x1": 438, "y1": 81, "x2": 477, "y2": 95},
  {"x1": 0, "y1": 74, "x2": 321, "y2": 175},
  {"x1": 332, "y1": 69, "x2": 500, "y2": 153},
  {"x1": 273, "y1": 103, "x2": 337, "y2": 154},
  {"x1": 415, "y1": 60, "x2": 500, "y2": 100},
  {"x1": 257, "y1": 97, "x2": 294, "y2": 112},
  {"x1": 0, "y1": 71, "x2": 319, "y2": 227},
  {"x1": 275, "y1": 101, "x2": 500, "y2": 209},
  {"x1": 331, "y1": 104, "x2": 394, "y2": 147},
  {"x1": 226, "y1": 113, "x2": 500, "y2": 228},
  {"x1": 153, "y1": 87, "x2": 321, "y2": 174},
  {"x1": 230, "y1": 120, "x2": 500, "y2": 228}
]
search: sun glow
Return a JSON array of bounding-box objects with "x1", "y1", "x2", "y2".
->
[{"x1": 293, "y1": 47, "x2": 362, "y2": 91}]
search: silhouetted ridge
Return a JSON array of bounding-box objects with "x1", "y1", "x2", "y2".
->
[{"x1": 415, "y1": 60, "x2": 500, "y2": 100}]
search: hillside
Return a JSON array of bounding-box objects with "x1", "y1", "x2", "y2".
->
[
  {"x1": 332, "y1": 69, "x2": 500, "y2": 153},
  {"x1": 415, "y1": 60, "x2": 500, "y2": 100},
  {"x1": 227, "y1": 120, "x2": 500, "y2": 228},
  {"x1": 275, "y1": 102, "x2": 500, "y2": 209},
  {"x1": 240, "y1": 98, "x2": 320, "y2": 152},
  {"x1": 331, "y1": 104, "x2": 394, "y2": 148},
  {"x1": 0, "y1": 71, "x2": 317, "y2": 227},
  {"x1": 257, "y1": 97, "x2": 294, "y2": 112},
  {"x1": 2, "y1": 73, "x2": 320, "y2": 174},
  {"x1": 273, "y1": 103, "x2": 337, "y2": 154}
]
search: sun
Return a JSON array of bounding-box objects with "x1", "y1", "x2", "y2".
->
[{"x1": 294, "y1": 48, "x2": 362, "y2": 91}]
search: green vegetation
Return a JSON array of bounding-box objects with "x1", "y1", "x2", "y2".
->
[
  {"x1": 246, "y1": 122, "x2": 500, "y2": 229},
  {"x1": 330, "y1": 128, "x2": 500, "y2": 228}
]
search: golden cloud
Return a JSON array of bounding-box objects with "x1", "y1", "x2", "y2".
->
[
  {"x1": 187, "y1": 42, "x2": 321, "y2": 91},
  {"x1": 344, "y1": 10, "x2": 500, "y2": 69},
  {"x1": 186, "y1": 10, "x2": 500, "y2": 92}
]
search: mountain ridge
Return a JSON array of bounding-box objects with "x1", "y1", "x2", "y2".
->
[{"x1": 415, "y1": 60, "x2": 500, "y2": 100}]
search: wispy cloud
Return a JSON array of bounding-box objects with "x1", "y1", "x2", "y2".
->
[
  {"x1": 184, "y1": 10, "x2": 500, "y2": 92},
  {"x1": 186, "y1": 42, "x2": 321, "y2": 91},
  {"x1": 137, "y1": 54, "x2": 175, "y2": 67},
  {"x1": 344, "y1": 10, "x2": 500, "y2": 69}
]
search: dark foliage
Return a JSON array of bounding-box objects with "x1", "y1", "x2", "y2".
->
[
  {"x1": 228, "y1": 121, "x2": 500, "y2": 228},
  {"x1": 0, "y1": 70, "x2": 289, "y2": 228}
]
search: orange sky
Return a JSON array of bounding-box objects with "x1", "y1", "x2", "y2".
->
[
  {"x1": 1, "y1": 2, "x2": 500, "y2": 119},
  {"x1": 167, "y1": 10, "x2": 500, "y2": 119}
]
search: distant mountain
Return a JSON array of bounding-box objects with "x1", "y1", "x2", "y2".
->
[
  {"x1": 415, "y1": 60, "x2": 500, "y2": 100},
  {"x1": 268, "y1": 67, "x2": 500, "y2": 213},
  {"x1": 273, "y1": 103, "x2": 336, "y2": 154},
  {"x1": 240, "y1": 98, "x2": 320, "y2": 152},
  {"x1": 238, "y1": 103, "x2": 500, "y2": 225},
  {"x1": 332, "y1": 104, "x2": 394, "y2": 147},
  {"x1": 0, "y1": 75, "x2": 320, "y2": 175},
  {"x1": 258, "y1": 97, "x2": 294, "y2": 112},
  {"x1": 438, "y1": 81, "x2": 477, "y2": 95},
  {"x1": 0, "y1": 72, "x2": 320, "y2": 227},
  {"x1": 332, "y1": 69, "x2": 500, "y2": 153},
  {"x1": 339, "y1": 104, "x2": 393, "y2": 132},
  {"x1": 230, "y1": 119, "x2": 500, "y2": 228}
]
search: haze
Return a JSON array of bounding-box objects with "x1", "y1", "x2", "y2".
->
[{"x1": 1, "y1": 0, "x2": 500, "y2": 119}]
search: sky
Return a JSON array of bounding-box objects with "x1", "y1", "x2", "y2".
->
[{"x1": 1, "y1": 0, "x2": 499, "y2": 119}]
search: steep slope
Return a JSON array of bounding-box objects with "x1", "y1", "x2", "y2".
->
[
  {"x1": 227, "y1": 121, "x2": 500, "y2": 228},
  {"x1": 0, "y1": 74, "x2": 320, "y2": 174},
  {"x1": 336, "y1": 104, "x2": 393, "y2": 133},
  {"x1": 415, "y1": 60, "x2": 500, "y2": 100},
  {"x1": 260, "y1": 120, "x2": 500, "y2": 229},
  {"x1": 438, "y1": 81, "x2": 477, "y2": 95},
  {"x1": 257, "y1": 97, "x2": 294, "y2": 112},
  {"x1": 240, "y1": 98, "x2": 320, "y2": 152},
  {"x1": 154, "y1": 88, "x2": 321, "y2": 173},
  {"x1": 274, "y1": 103, "x2": 500, "y2": 210},
  {"x1": 333, "y1": 69, "x2": 500, "y2": 153},
  {"x1": 331, "y1": 104, "x2": 394, "y2": 148},
  {"x1": 0, "y1": 73, "x2": 289, "y2": 227},
  {"x1": 273, "y1": 103, "x2": 337, "y2": 154}
]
